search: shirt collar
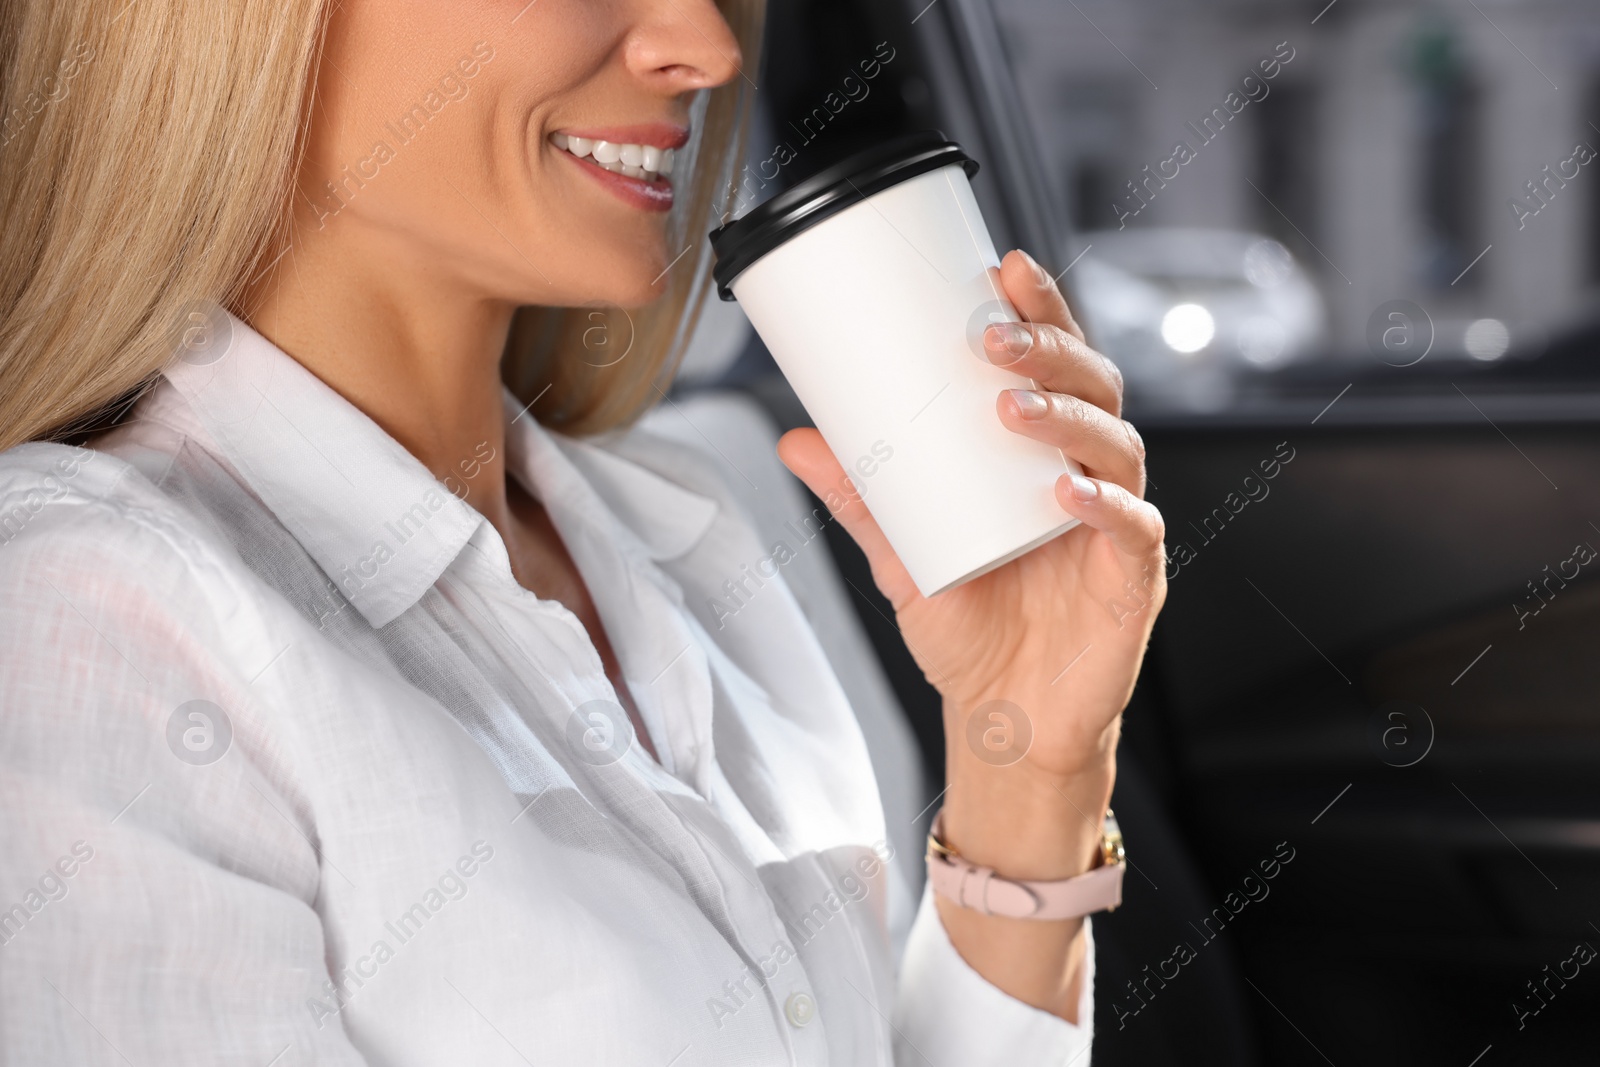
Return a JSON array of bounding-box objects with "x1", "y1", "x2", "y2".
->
[
  {"x1": 516, "y1": 404, "x2": 718, "y2": 567},
  {"x1": 156, "y1": 313, "x2": 717, "y2": 628}
]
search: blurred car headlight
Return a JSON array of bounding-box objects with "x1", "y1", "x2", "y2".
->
[
  {"x1": 1464, "y1": 318, "x2": 1511, "y2": 361},
  {"x1": 1065, "y1": 228, "x2": 1328, "y2": 409},
  {"x1": 1161, "y1": 303, "x2": 1215, "y2": 353}
]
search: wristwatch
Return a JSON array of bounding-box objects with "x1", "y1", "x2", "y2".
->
[{"x1": 925, "y1": 808, "x2": 1125, "y2": 920}]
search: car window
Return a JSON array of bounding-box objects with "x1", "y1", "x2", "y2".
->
[{"x1": 991, "y1": 0, "x2": 1600, "y2": 417}]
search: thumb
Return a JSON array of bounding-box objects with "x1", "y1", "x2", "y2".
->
[{"x1": 775, "y1": 428, "x2": 920, "y2": 609}]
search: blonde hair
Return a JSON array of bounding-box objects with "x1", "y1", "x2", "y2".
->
[{"x1": 0, "y1": 0, "x2": 762, "y2": 451}]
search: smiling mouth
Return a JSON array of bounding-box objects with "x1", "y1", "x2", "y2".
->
[{"x1": 551, "y1": 132, "x2": 675, "y2": 183}]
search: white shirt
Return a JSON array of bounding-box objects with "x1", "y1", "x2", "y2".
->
[{"x1": 0, "y1": 316, "x2": 1093, "y2": 1065}]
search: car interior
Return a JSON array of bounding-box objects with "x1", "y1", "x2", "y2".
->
[{"x1": 658, "y1": 0, "x2": 1600, "y2": 1062}]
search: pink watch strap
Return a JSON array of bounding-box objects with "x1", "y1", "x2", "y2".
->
[{"x1": 925, "y1": 811, "x2": 1125, "y2": 920}]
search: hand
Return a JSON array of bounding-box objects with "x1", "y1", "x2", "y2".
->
[
  {"x1": 779, "y1": 247, "x2": 1164, "y2": 786},
  {"x1": 778, "y1": 249, "x2": 1166, "y2": 1020}
]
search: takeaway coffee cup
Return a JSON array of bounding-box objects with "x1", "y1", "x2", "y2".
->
[{"x1": 709, "y1": 131, "x2": 1081, "y2": 598}]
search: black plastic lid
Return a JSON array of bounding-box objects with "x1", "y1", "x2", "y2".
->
[{"x1": 708, "y1": 130, "x2": 979, "y2": 300}]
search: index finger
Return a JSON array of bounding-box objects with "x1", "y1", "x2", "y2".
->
[
  {"x1": 994, "y1": 249, "x2": 1128, "y2": 416},
  {"x1": 1000, "y1": 249, "x2": 1085, "y2": 344}
]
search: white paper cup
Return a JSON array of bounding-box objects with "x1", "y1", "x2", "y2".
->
[{"x1": 709, "y1": 132, "x2": 1081, "y2": 598}]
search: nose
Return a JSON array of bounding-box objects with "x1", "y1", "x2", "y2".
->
[{"x1": 625, "y1": 0, "x2": 745, "y2": 94}]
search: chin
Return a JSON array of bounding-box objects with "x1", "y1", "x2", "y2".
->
[
  {"x1": 531, "y1": 229, "x2": 675, "y2": 309},
  {"x1": 590, "y1": 259, "x2": 673, "y2": 309}
]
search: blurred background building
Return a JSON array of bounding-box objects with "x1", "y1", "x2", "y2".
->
[{"x1": 992, "y1": 0, "x2": 1600, "y2": 408}]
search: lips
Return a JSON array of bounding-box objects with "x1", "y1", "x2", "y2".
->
[{"x1": 549, "y1": 124, "x2": 688, "y2": 213}]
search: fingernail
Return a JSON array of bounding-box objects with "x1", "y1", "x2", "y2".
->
[
  {"x1": 1007, "y1": 389, "x2": 1049, "y2": 419},
  {"x1": 984, "y1": 322, "x2": 1033, "y2": 363},
  {"x1": 1069, "y1": 474, "x2": 1100, "y2": 502},
  {"x1": 1022, "y1": 250, "x2": 1050, "y2": 288}
]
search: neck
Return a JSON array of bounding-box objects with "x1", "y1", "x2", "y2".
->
[{"x1": 241, "y1": 225, "x2": 521, "y2": 536}]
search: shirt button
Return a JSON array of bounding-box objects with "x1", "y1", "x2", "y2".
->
[{"x1": 784, "y1": 991, "x2": 816, "y2": 1028}]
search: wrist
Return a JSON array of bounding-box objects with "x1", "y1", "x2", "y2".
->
[{"x1": 940, "y1": 747, "x2": 1116, "y2": 882}]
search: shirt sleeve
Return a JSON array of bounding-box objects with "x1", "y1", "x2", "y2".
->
[
  {"x1": 893, "y1": 880, "x2": 1095, "y2": 1066},
  {"x1": 0, "y1": 472, "x2": 369, "y2": 1066}
]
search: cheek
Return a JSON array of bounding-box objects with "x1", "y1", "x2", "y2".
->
[{"x1": 296, "y1": 0, "x2": 672, "y2": 306}]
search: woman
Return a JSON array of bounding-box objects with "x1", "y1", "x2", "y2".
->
[{"x1": 0, "y1": 0, "x2": 1164, "y2": 1063}]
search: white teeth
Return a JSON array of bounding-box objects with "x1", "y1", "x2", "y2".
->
[{"x1": 551, "y1": 133, "x2": 675, "y2": 182}]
